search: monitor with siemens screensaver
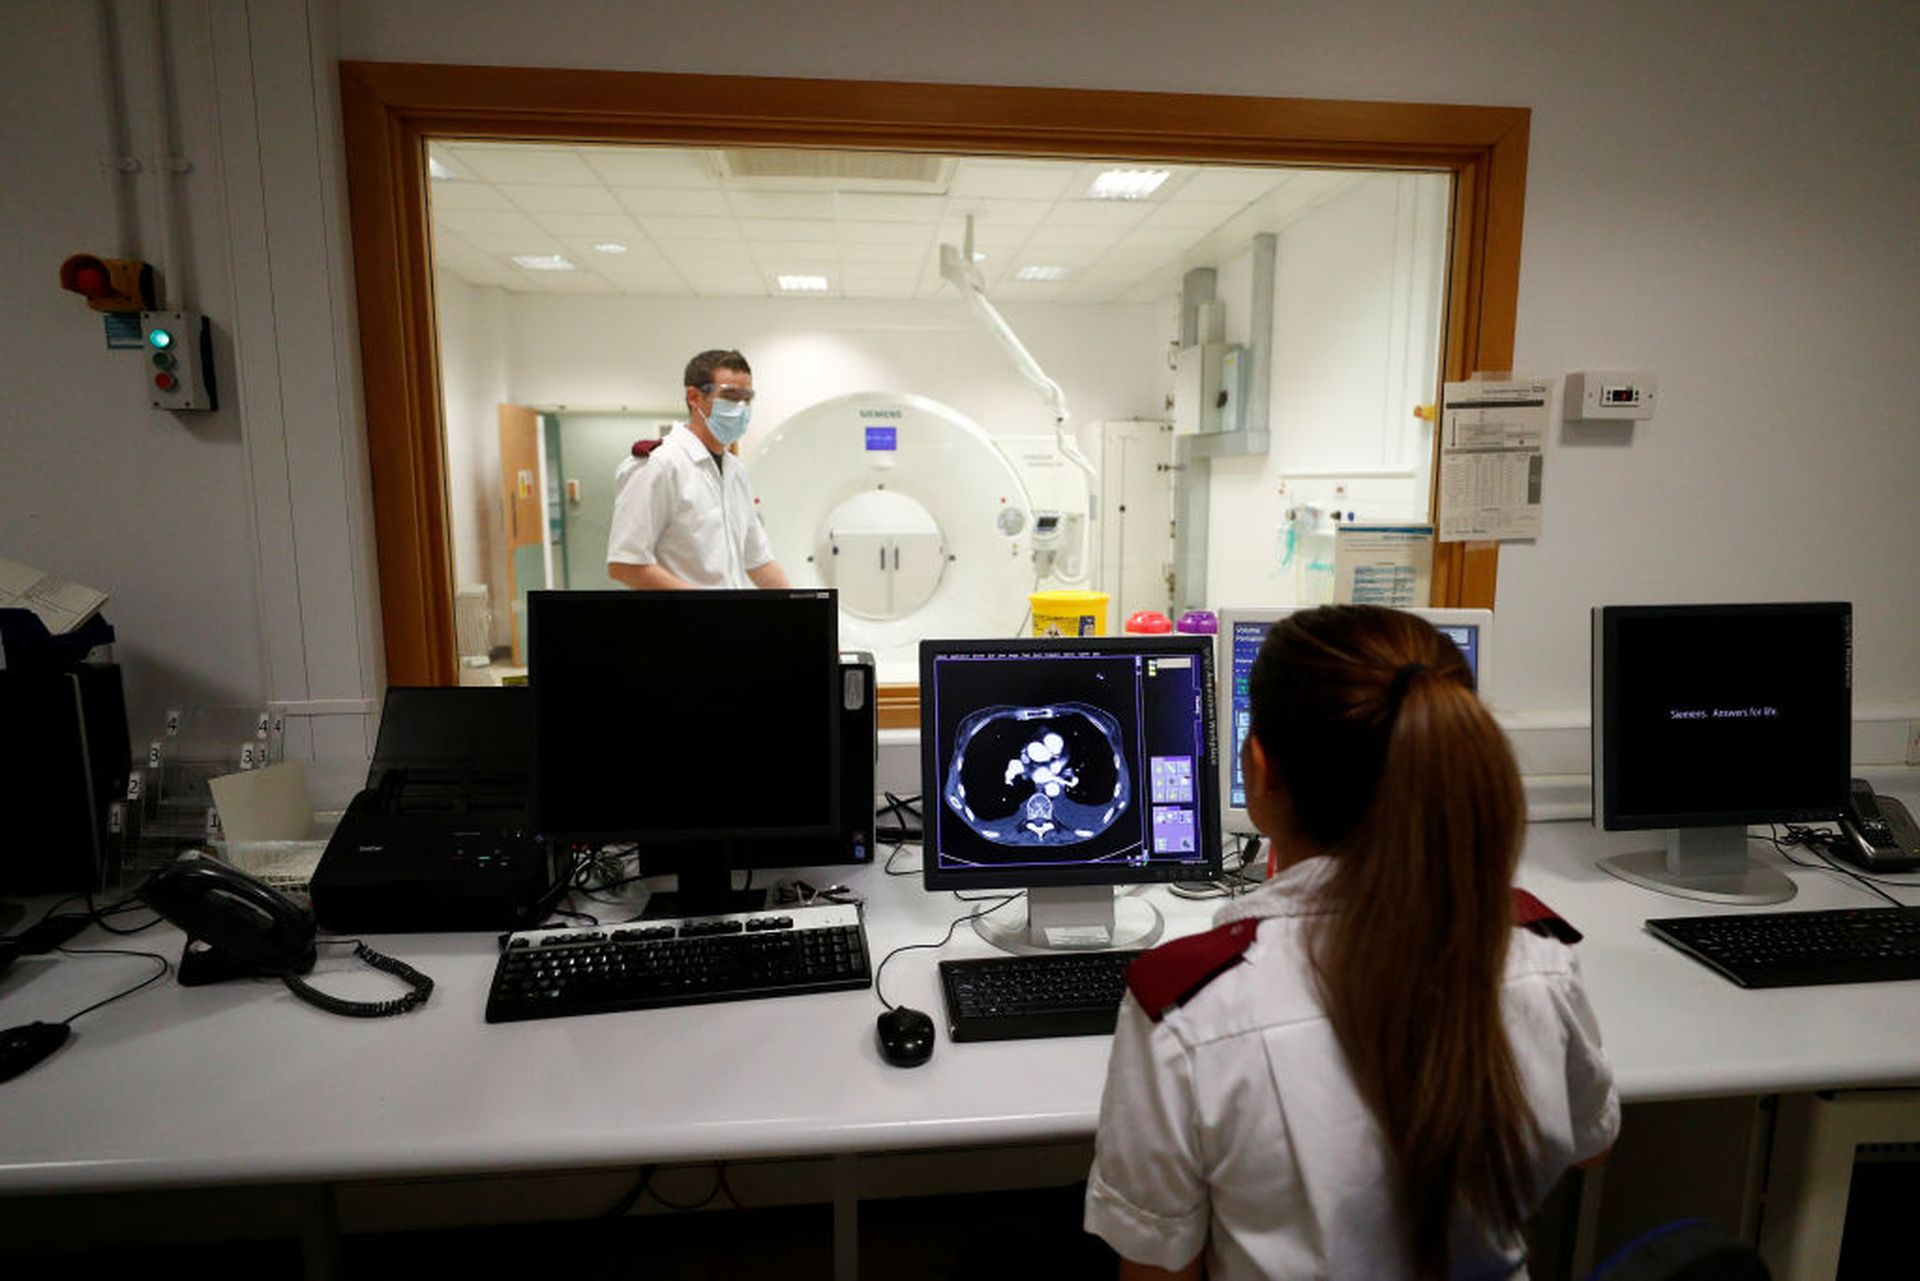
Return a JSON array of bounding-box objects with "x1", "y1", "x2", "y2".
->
[
  {"x1": 530, "y1": 588, "x2": 849, "y2": 917},
  {"x1": 919, "y1": 634, "x2": 1221, "y2": 954},
  {"x1": 1592, "y1": 601, "x2": 1851, "y2": 906},
  {"x1": 1217, "y1": 606, "x2": 1493, "y2": 836}
]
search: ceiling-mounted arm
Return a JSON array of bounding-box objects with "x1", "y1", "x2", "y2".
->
[{"x1": 939, "y1": 217, "x2": 1099, "y2": 586}]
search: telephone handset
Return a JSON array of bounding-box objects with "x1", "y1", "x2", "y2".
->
[
  {"x1": 137, "y1": 854, "x2": 433, "y2": 1016},
  {"x1": 1836, "y1": 779, "x2": 1920, "y2": 873}
]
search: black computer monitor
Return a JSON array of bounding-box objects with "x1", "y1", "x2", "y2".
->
[
  {"x1": 1592, "y1": 601, "x2": 1851, "y2": 905},
  {"x1": 919, "y1": 634, "x2": 1222, "y2": 954},
  {"x1": 530, "y1": 589, "x2": 845, "y2": 917}
]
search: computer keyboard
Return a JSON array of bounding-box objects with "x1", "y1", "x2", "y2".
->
[
  {"x1": 485, "y1": 902, "x2": 870, "y2": 1023},
  {"x1": 938, "y1": 949, "x2": 1144, "y2": 1041},
  {"x1": 1646, "y1": 906, "x2": 1920, "y2": 988}
]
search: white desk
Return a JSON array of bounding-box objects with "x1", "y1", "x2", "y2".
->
[{"x1": 1, "y1": 819, "x2": 1917, "y2": 1206}]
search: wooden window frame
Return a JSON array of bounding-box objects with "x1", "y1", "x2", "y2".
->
[{"x1": 341, "y1": 62, "x2": 1527, "y2": 728}]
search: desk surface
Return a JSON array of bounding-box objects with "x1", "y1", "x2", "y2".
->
[{"x1": 2, "y1": 818, "x2": 1918, "y2": 1197}]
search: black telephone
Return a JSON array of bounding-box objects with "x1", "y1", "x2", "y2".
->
[
  {"x1": 1836, "y1": 779, "x2": 1920, "y2": 873},
  {"x1": 137, "y1": 854, "x2": 433, "y2": 1016}
]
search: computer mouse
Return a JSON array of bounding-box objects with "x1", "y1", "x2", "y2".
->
[
  {"x1": 875, "y1": 1006, "x2": 935, "y2": 1067},
  {"x1": 0, "y1": 1022, "x2": 72, "y2": 1084}
]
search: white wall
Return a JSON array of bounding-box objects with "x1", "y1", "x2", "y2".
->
[
  {"x1": 6, "y1": 2, "x2": 1913, "y2": 785},
  {"x1": 1206, "y1": 173, "x2": 1449, "y2": 608},
  {"x1": 435, "y1": 270, "x2": 511, "y2": 648}
]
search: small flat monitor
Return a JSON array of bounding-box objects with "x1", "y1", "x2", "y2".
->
[
  {"x1": 530, "y1": 589, "x2": 844, "y2": 916},
  {"x1": 1592, "y1": 602, "x2": 1851, "y2": 905},
  {"x1": 1216, "y1": 606, "x2": 1494, "y2": 836},
  {"x1": 920, "y1": 635, "x2": 1221, "y2": 954}
]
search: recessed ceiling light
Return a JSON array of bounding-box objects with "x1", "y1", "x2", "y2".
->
[
  {"x1": 1015, "y1": 265, "x2": 1070, "y2": 282},
  {"x1": 777, "y1": 275, "x2": 830, "y2": 292},
  {"x1": 591, "y1": 242, "x2": 630, "y2": 255},
  {"x1": 512, "y1": 254, "x2": 577, "y2": 271},
  {"x1": 1087, "y1": 168, "x2": 1170, "y2": 200},
  {"x1": 427, "y1": 157, "x2": 456, "y2": 181}
]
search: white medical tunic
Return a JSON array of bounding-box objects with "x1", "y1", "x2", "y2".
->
[
  {"x1": 606, "y1": 426, "x2": 774, "y2": 589},
  {"x1": 1084, "y1": 857, "x2": 1620, "y2": 1280}
]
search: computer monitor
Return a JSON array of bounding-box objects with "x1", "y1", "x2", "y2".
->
[
  {"x1": 530, "y1": 588, "x2": 846, "y2": 917},
  {"x1": 1592, "y1": 602, "x2": 1851, "y2": 905},
  {"x1": 919, "y1": 634, "x2": 1221, "y2": 954},
  {"x1": 1216, "y1": 606, "x2": 1494, "y2": 836}
]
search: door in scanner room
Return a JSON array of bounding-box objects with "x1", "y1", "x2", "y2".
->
[{"x1": 498, "y1": 404, "x2": 548, "y2": 666}]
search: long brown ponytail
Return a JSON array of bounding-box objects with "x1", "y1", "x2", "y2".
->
[{"x1": 1249, "y1": 605, "x2": 1535, "y2": 1278}]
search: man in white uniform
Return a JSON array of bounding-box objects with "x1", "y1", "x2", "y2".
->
[{"x1": 606, "y1": 349, "x2": 791, "y2": 590}]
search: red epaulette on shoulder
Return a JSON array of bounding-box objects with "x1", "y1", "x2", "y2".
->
[
  {"x1": 1511, "y1": 888, "x2": 1582, "y2": 945},
  {"x1": 632, "y1": 438, "x2": 663, "y2": 458},
  {"x1": 1126, "y1": 918, "x2": 1260, "y2": 1022}
]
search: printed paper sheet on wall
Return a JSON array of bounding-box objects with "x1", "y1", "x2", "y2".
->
[{"x1": 1438, "y1": 379, "x2": 1549, "y2": 542}]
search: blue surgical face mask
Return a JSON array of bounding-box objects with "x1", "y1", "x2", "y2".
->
[{"x1": 703, "y1": 397, "x2": 751, "y2": 445}]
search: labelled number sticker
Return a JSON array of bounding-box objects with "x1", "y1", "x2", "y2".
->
[
  {"x1": 256, "y1": 712, "x2": 271, "y2": 740},
  {"x1": 148, "y1": 742, "x2": 163, "y2": 769},
  {"x1": 166, "y1": 710, "x2": 181, "y2": 736},
  {"x1": 108, "y1": 803, "x2": 124, "y2": 835},
  {"x1": 206, "y1": 809, "x2": 222, "y2": 836},
  {"x1": 127, "y1": 771, "x2": 143, "y2": 800},
  {"x1": 240, "y1": 743, "x2": 256, "y2": 770}
]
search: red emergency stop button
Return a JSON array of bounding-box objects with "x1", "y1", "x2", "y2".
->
[{"x1": 154, "y1": 372, "x2": 178, "y2": 391}]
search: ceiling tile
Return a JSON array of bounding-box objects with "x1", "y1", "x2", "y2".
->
[
  {"x1": 833, "y1": 192, "x2": 945, "y2": 224},
  {"x1": 433, "y1": 208, "x2": 546, "y2": 237},
  {"x1": 944, "y1": 198, "x2": 1053, "y2": 229},
  {"x1": 579, "y1": 147, "x2": 716, "y2": 187},
  {"x1": 615, "y1": 189, "x2": 731, "y2": 218},
  {"x1": 1041, "y1": 202, "x2": 1152, "y2": 230},
  {"x1": 563, "y1": 239, "x2": 666, "y2": 266},
  {"x1": 948, "y1": 163, "x2": 1075, "y2": 201},
  {"x1": 837, "y1": 221, "x2": 935, "y2": 246},
  {"x1": 736, "y1": 218, "x2": 838, "y2": 244},
  {"x1": 498, "y1": 184, "x2": 624, "y2": 214},
  {"x1": 1174, "y1": 168, "x2": 1290, "y2": 205},
  {"x1": 637, "y1": 215, "x2": 742, "y2": 242},
  {"x1": 1115, "y1": 225, "x2": 1206, "y2": 251},
  {"x1": 838, "y1": 240, "x2": 929, "y2": 264},
  {"x1": 452, "y1": 146, "x2": 603, "y2": 185},
  {"x1": 727, "y1": 191, "x2": 837, "y2": 220},
  {"x1": 514, "y1": 271, "x2": 618, "y2": 294},
  {"x1": 652, "y1": 241, "x2": 750, "y2": 267},
  {"x1": 462, "y1": 232, "x2": 566, "y2": 256},
  {"x1": 1140, "y1": 201, "x2": 1245, "y2": 230},
  {"x1": 534, "y1": 212, "x2": 644, "y2": 237},
  {"x1": 427, "y1": 182, "x2": 515, "y2": 212}
]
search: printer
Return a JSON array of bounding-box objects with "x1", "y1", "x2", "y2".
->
[{"x1": 310, "y1": 686, "x2": 559, "y2": 932}]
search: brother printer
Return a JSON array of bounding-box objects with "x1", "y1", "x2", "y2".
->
[{"x1": 310, "y1": 686, "x2": 560, "y2": 932}]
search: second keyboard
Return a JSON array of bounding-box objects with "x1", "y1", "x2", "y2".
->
[
  {"x1": 487, "y1": 902, "x2": 870, "y2": 1023},
  {"x1": 939, "y1": 949, "x2": 1144, "y2": 1041},
  {"x1": 1646, "y1": 906, "x2": 1920, "y2": 988}
]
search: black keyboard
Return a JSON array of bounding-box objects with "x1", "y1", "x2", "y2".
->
[
  {"x1": 1646, "y1": 907, "x2": 1920, "y2": 988},
  {"x1": 938, "y1": 949, "x2": 1144, "y2": 1041},
  {"x1": 486, "y1": 903, "x2": 870, "y2": 1023}
]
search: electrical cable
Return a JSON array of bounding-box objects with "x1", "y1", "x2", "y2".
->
[
  {"x1": 1765, "y1": 826, "x2": 1912, "y2": 909},
  {"x1": 49, "y1": 944, "x2": 172, "y2": 1024},
  {"x1": 871, "y1": 893, "x2": 1018, "y2": 1011}
]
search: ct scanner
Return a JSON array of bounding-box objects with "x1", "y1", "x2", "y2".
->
[{"x1": 752, "y1": 390, "x2": 1039, "y2": 676}]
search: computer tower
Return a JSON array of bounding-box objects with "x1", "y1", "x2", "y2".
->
[
  {"x1": 0, "y1": 663, "x2": 131, "y2": 893},
  {"x1": 837, "y1": 650, "x2": 877, "y2": 863}
]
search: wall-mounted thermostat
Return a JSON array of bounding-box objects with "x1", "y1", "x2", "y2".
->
[{"x1": 1565, "y1": 370, "x2": 1656, "y2": 421}]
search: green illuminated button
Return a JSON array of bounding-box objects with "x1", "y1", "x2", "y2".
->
[
  {"x1": 151, "y1": 352, "x2": 176, "y2": 369},
  {"x1": 147, "y1": 328, "x2": 173, "y2": 349}
]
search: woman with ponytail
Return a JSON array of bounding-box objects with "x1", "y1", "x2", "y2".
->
[{"x1": 1085, "y1": 605, "x2": 1618, "y2": 1279}]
